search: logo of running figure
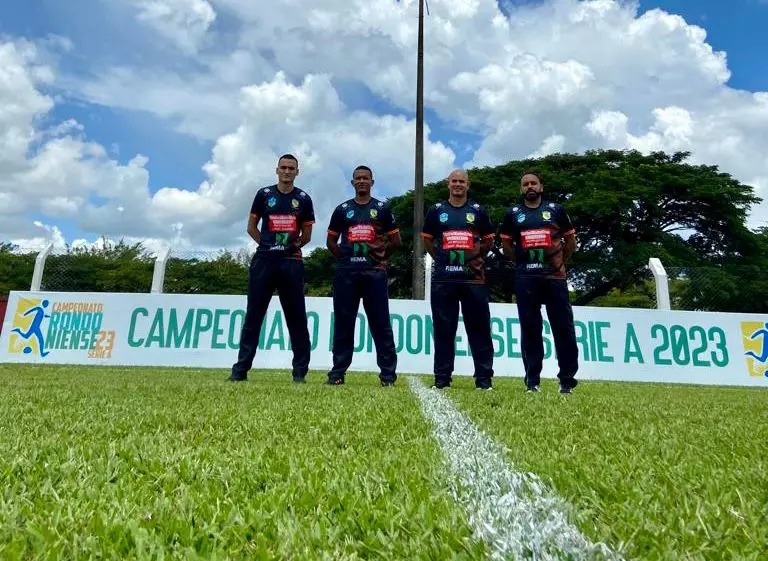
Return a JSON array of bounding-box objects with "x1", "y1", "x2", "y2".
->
[
  {"x1": 8, "y1": 298, "x2": 51, "y2": 357},
  {"x1": 741, "y1": 321, "x2": 768, "y2": 377},
  {"x1": 275, "y1": 233, "x2": 289, "y2": 246}
]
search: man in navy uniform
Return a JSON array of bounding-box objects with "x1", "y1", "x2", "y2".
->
[
  {"x1": 421, "y1": 169, "x2": 496, "y2": 390},
  {"x1": 326, "y1": 165, "x2": 401, "y2": 386},
  {"x1": 499, "y1": 171, "x2": 578, "y2": 394},
  {"x1": 229, "y1": 154, "x2": 315, "y2": 383}
]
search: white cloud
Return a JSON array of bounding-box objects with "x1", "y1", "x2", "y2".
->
[
  {"x1": 10, "y1": 221, "x2": 67, "y2": 252},
  {"x1": 585, "y1": 111, "x2": 629, "y2": 144},
  {"x1": 62, "y1": 50, "x2": 270, "y2": 140},
  {"x1": 130, "y1": 0, "x2": 216, "y2": 54},
  {"x1": 584, "y1": 95, "x2": 768, "y2": 227},
  {"x1": 1, "y1": 40, "x2": 454, "y2": 251},
  {"x1": 0, "y1": 41, "x2": 54, "y2": 171},
  {"x1": 528, "y1": 135, "x2": 566, "y2": 159},
  {"x1": 39, "y1": 196, "x2": 84, "y2": 218},
  {"x1": 191, "y1": 71, "x2": 455, "y2": 245},
  {"x1": 3, "y1": 0, "x2": 768, "y2": 253},
  {"x1": 44, "y1": 118, "x2": 85, "y2": 139}
]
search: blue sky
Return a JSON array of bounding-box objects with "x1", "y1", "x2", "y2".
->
[
  {"x1": 1, "y1": 0, "x2": 767, "y2": 246},
  {"x1": 637, "y1": 0, "x2": 768, "y2": 92},
  {"x1": 2, "y1": 0, "x2": 216, "y2": 190},
  {"x1": 2, "y1": 0, "x2": 762, "y2": 194}
]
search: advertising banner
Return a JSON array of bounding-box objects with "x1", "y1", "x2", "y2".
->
[{"x1": 1, "y1": 291, "x2": 767, "y2": 386}]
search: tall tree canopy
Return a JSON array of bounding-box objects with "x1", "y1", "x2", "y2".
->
[{"x1": 363, "y1": 149, "x2": 766, "y2": 311}]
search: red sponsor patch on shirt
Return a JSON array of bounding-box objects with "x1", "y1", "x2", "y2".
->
[
  {"x1": 269, "y1": 214, "x2": 297, "y2": 232},
  {"x1": 521, "y1": 228, "x2": 552, "y2": 249},
  {"x1": 348, "y1": 224, "x2": 375, "y2": 242},
  {"x1": 442, "y1": 230, "x2": 474, "y2": 250}
]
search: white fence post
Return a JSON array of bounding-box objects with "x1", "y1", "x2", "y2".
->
[
  {"x1": 424, "y1": 252, "x2": 432, "y2": 302},
  {"x1": 151, "y1": 245, "x2": 172, "y2": 294},
  {"x1": 30, "y1": 242, "x2": 54, "y2": 291},
  {"x1": 649, "y1": 257, "x2": 671, "y2": 310}
]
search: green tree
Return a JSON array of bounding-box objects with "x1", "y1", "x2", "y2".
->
[
  {"x1": 303, "y1": 248, "x2": 336, "y2": 297},
  {"x1": 164, "y1": 250, "x2": 250, "y2": 295},
  {"x1": 337, "y1": 149, "x2": 765, "y2": 312},
  {"x1": 665, "y1": 227, "x2": 768, "y2": 312},
  {"x1": 40, "y1": 241, "x2": 155, "y2": 293},
  {"x1": 0, "y1": 243, "x2": 37, "y2": 294}
]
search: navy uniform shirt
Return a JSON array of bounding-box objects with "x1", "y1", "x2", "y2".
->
[
  {"x1": 499, "y1": 199, "x2": 575, "y2": 279},
  {"x1": 327, "y1": 198, "x2": 399, "y2": 270},
  {"x1": 421, "y1": 199, "x2": 495, "y2": 284},
  {"x1": 250, "y1": 185, "x2": 315, "y2": 260}
]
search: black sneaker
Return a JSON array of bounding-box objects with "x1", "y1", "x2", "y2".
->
[
  {"x1": 326, "y1": 378, "x2": 344, "y2": 386},
  {"x1": 381, "y1": 381, "x2": 395, "y2": 387},
  {"x1": 559, "y1": 385, "x2": 573, "y2": 394},
  {"x1": 292, "y1": 377, "x2": 306, "y2": 384},
  {"x1": 227, "y1": 374, "x2": 247, "y2": 382},
  {"x1": 525, "y1": 385, "x2": 540, "y2": 393}
]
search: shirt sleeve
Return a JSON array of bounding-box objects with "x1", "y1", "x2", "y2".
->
[
  {"x1": 250, "y1": 190, "x2": 265, "y2": 217},
  {"x1": 499, "y1": 209, "x2": 516, "y2": 240},
  {"x1": 327, "y1": 206, "x2": 344, "y2": 237},
  {"x1": 300, "y1": 193, "x2": 316, "y2": 226},
  {"x1": 381, "y1": 204, "x2": 399, "y2": 234},
  {"x1": 421, "y1": 205, "x2": 439, "y2": 239},
  {"x1": 557, "y1": 205, "x2": 575, "y2": 236}
]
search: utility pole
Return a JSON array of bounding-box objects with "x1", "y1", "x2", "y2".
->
[{"x1": 411, "y1": 0, "x2": 425, "y2": 299}]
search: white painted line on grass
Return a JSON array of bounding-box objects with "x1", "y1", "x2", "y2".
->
[{"x1": 407, "y1": 376, "x2": 624, "y2": 561}]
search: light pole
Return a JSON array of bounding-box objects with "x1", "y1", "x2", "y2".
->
[{"x1": 411, "y1": 0, "x2": 426, "y2": 300}]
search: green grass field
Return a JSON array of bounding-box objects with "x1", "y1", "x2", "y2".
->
[{"x1": 1, "y1": 365, "x2": 766, "y2": 560}]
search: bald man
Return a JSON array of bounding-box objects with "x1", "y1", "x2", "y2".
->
[{"x1": 421, "y1": 169, "x2": 496, "y2": 390}]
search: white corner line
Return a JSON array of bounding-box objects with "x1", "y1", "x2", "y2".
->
[{"x1": 407, "y1": 376, "x2": 625, "y2": 561}]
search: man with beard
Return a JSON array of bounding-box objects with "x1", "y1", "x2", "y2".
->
[
  {"x1": 499, "y1": 171, "x2": 579, "y2": 394},
  {"x1": 421, "y1": 169, "x2": 496, "y2": 390},
  {"x1": 326, "y1": 165, "x2": 401, "y2": 386},
  {"x1": 229, "y1": 154, "x2": 315, "y2": 383}
]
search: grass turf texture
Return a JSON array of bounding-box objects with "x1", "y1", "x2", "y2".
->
[
  {"x1": 0, "y1": 365, "x2": 485, "y2": 560},
  {"x1": 446, "y1": 376, "x2": 768, "y2": 560}
]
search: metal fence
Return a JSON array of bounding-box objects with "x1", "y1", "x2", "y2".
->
[
  {"x1": 665, "y1": 266, "x2": 767, "y2": 314},
  {"x1": 162, "y1": 249, "x2": 251, "y2": 295},
  {"x1": 566, "y1": 265, "x2": 659, "y2": 310},
  {"x1": 40, "y1": 247, "x2": 154, "y2": 294}
]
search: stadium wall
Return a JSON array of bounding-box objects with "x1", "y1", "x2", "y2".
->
[{"x1": 1, "y1": 290, "x2": 767, "y2": 387}]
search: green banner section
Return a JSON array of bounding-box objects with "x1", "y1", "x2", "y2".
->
[{"x1": 125, "y1": 307, "x2": 731, "y2": 368}]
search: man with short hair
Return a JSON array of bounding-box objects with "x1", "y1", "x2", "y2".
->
[
  {"x1": 229, "y1": 154, "x2": 315, "y2": 383},
  {"x1": 326, "y1": 165, "x2": 401, "y2": 386},
  {"x1": 499, "y1": 171, "x2": 579, "y2": 394},
  {"x1": 421, "y1": 169, "x2": 496, "y2": 390}
]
